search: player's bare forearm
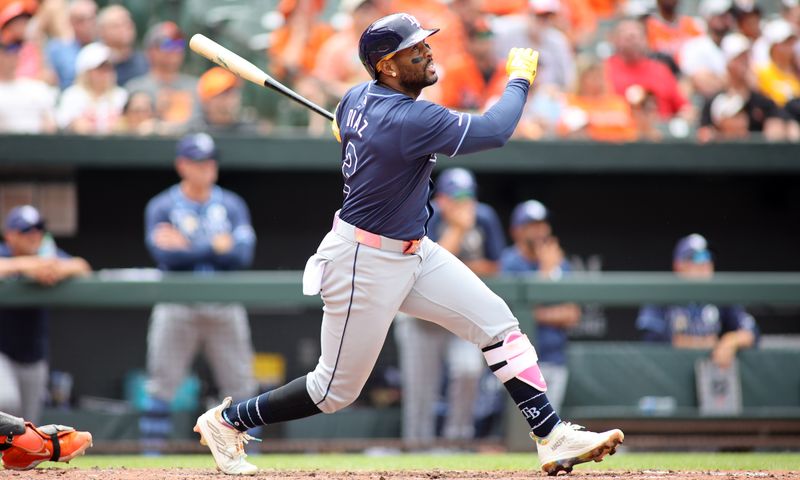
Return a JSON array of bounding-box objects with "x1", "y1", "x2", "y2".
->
[
  {"x1": 672, "y1": 333, "x2": 717, "y2": 349},
  {"x1": 533, "y1": 303, "x2": 581, "y2": 329},
  {"x1": 719, "y1": 329, "x2": 756, "y2": 350},
  {"x1": 55, "y1": 257, "x2": 91, "y2": 280}
]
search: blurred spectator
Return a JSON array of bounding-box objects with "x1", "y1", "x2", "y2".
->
[
  {"x1": 500, "y1": 200, "x2": 580, "y2": 412},
  {"x1": 755, "y1": 19, "x2": 799, "y2": 108},
  {"x1": 699, "y1": 33, "x2": 795, "y2": 142},
  {"x1": 437, "y1": 20, "x2": 505, "y2": 110},
  {"x1": 0, "y1": 205, "x2": 91, "y2": 422},
  {"x1": 97, "y1": 4, "x2": 147, "y2": 86},
  {"x1": 516, "y1": 84, "x2": 566, "y2": 139},
  {"x1": 605, "y1": 19, "x2": 689, "y2": 120},
  {"x1": 0, "y1": 27, "x2": 57, "y2": 133},
  {"x1": 46, "y1": 0, "x2": 96, "y2": 90},
  {"x1": 626, "y1": 85, "x2": 666, "y2": 140},
  {"x1": 395, "y1": 168, "x2": 506, "y2": 445},
  {"x1": 558, "y1": 61, "x2": 637, "y2": 141},
  {"x1": 732, "y1": 2, "x2": 761, "y2": 42},
  {"x1": 679, "y1": 0, "x2": 733, "y2": 99},
  {"x1": 479, "y1": 0, "x2": 526, "y2": 16},
  {"x1": 493, "y1": 0, "x2": 576, "y2": 90},
  {"x1": 637, "y1": 234, "x2": 759, "y2": 369},
  {"x1": 126, "y1": 21, "x2": 197, "y2": 134},
  {"x1": 310, "y1": 0, "x2": 383, "y2": 105},
  {"x1": 395, "y1": 0, "x2": 470, "y2": 68},
  {"x1": 189, "y1": 67, "x2": 260, "y2": 134},
  {"x1": 585, "y1": 0, "x2": 626, "y2": 19},
  {"x1": 783, "y1": 0, "x2": 800, "y2": 31},
  {"x1": 56, "y1": 41, "x2": 126, "y2": 134},
  {"x1": 113, "y1": 90, "x2": 160, "y2": 135},
  {"x1": 268, "y1": 0, "x2": 334, "y2": 83},
  {"x1": 553, "y1": 0, "x2": 598, "y2": 48},
  {"x1": 732, "y1": 2, "x2": 765, "y2": 63},
  {"x1": 645, "y1": 0, "x2": 703, "y2": 65},
  {"x1": 0, "y1": 0, "x2": 48, "y2": 82},
  {"x1": 141, "y1": 133, "x2": 257, "y2": 454}
]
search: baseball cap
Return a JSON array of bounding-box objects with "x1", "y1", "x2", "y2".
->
[
  {"x1": 198, "y1": 67, "x2": 239, "y2": 102},
  {"x1": 4, "y1": 205, "x2": 45, "y2": 232},
  {"x1": 75, "y1": 42, "x2": 111, "y2": 75},
  {"x1": 673, "y1": 234, "x2": 713, "y2": 263},
  {"x1": 710, "y1": 92, "x2": 746, "y2": 126},
  {"x1": 529, "y1": 0, "x2": 560, "y2": 14},
  {"x1": 0, "y1": 0, "x2": 36, "y2": 45},
  {"x1": 721, "y1": 32, "x2": 751, "y2": 62},
  {"x1": 763, "y1": 19, "x2": 796, "y2": 48},
  {"x1": 176, "y1": 133, "x2": 218, "y2": 161},
  {"x1": 143, "y1": 21, "x2": 185, "y2": 51},
  {"x1": 699, "y1": 0, "x2": 732, "y2": 18},
  {"x1": 0, "y1": 0, "x2": 35, "y2": 30},
  {"x1": 436, "y1": 168, "x2": 477, "y2": 199},
  {"x1": 511, "y1": 199, "x2": 549, "y2": 227}
]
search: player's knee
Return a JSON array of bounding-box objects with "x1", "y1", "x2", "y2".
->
[{"x1": 318, "y1": 389, "x2": 360, "y2": 414}]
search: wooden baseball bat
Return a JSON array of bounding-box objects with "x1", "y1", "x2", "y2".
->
[{"x1": 189, "y1": 34, "x2": 334, "y2": 121}]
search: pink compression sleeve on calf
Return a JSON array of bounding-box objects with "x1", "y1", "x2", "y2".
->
[{"x1": 483, "y1": 331, "x2": 548, "y2": 392}]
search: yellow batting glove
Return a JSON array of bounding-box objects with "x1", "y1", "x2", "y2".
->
[
  {"x1": 331, "y1": 103, "x2": 342, "y2": 143},
  {"x1": 331, "y1": 117, "x2": 341, "y2": 143},
  {"x1": 506, "y1": 48, "x2": 539, "y2": 86}
]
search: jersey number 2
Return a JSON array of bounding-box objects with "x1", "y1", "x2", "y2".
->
[{"x1": 342, "y1": 141, "x2": 358, "y2": 197}]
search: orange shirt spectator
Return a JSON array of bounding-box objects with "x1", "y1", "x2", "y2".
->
[
  {"x1": 560, "y1": 95, "x2": 636, "y2": 141},
  {"x1": 645, "y1": 1, "x2": 703, "y2": 63},
  {"x1": 436, "y1": 24, "x2": 505, "y2": 110},
  {"x1": 586, "y1": 0, "x2": 623, "y2": 19},
  {"x1": 559, "y1": 0, "x2": 598, "y2": 47},
  {"x1": 438, "y1": 55, "x2": 506, "y2": 110},
  {"x1": 479, "y1": 0, "x2": 526, "y2": 15},
  {"x1": 0, "y1": 0, "x2": 44, "y2": 81},
  {"x1": 312, "y1": 0, "x2": 384, "y2": 101},
  {"x1": 268, "y1": 0, "x2": 334, "y2": 81},
  {"x1": 393, "y1": 0, "x2": 469, "y2": 64},
  {"x1": 558, "y1": 63, "x2": 636, "y2": 142}
]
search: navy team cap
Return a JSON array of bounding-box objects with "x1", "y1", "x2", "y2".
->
[
  {"x1": 511, "y1": 200, "x2": 549, "y2": 227},
  {"x1": 436, "y1": 168, "x2": 477, "y2": 199},
  {"x1": 673, "y1": 233, "x2": 713, "y2": 263},
  {"x1": 176, "y1": 133, "x2": 217, "y2": 161},
  {"x1": 4, "y1": 205, "x2": 45, "y2": 232}
]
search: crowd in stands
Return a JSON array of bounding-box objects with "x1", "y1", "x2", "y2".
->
[{"x1": 1, "y1": 0, "x2": 799, "y2": 141}]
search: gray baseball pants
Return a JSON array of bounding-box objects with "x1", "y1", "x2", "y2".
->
[
  {"x1": 146, "y1": 303, "x2": 257, "y2": 402},
  {"x1": 303, "y1": 220, "x2": 519, "y2": 414}
]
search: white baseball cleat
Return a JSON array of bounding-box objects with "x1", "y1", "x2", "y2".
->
[
  {"x1": 533, "y1": 422, "x2": 624, "y2": 476},
  {"x1": 193, "y1": 397, "x2": 259, "y2": 476}
]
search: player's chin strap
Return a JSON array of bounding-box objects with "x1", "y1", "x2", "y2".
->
[{"x1": 483, "y1": 331, "x2": 548, "y2": 392}]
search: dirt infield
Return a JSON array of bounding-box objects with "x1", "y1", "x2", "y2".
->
[{"x1": 0, "y1": 470, "x2": 794, "y2": 480}]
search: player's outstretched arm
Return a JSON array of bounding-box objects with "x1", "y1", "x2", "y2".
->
[
  {"x1": 455, "y1": 48, "x2": 539, "y2": 154},
  {"x1": 400, "y1": 49, "x2": 539, "y2": 159}
]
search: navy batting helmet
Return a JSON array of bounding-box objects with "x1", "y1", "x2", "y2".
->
[{"x1": 358, "y1": 13, "x2": 439, "y2": 80}]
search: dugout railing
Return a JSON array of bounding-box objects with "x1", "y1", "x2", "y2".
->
[{"x1": 1, "y1": 272, "x2": 799, "y2": 451}]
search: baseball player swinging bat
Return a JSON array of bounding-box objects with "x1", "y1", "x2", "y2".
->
[{"x1": 189, "y1": 34, "x2": 334, "y2": 121}]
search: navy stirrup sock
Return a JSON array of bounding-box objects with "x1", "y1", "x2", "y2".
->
[
  {"x1": 222, "y1": 375, "x2": 322, "y2": 432},
  {"x1": 483, "y1": 341, "x2": 561, "y2": 438}
]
